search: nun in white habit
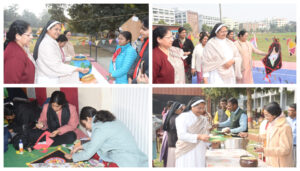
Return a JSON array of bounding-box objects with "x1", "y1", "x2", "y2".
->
[
  {"x1": 33, "y1": 20, "x2": 89, "y2": 84},
  {"x1": 175, "y1": 97, "x2": 211, "y2": 167},
  {"x1": 202, "y1": 23, "x2": 242, "y2": 84}
]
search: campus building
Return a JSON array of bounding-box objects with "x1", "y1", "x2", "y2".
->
[
  {"x1": 152, "y1": 7, "x2": 175, "y2": 25},
  {"x1": 239, "y1": 87, "x2": 296, "y2": 112},
  {"x1": 198, "y1": 14, "x2": 220, "y2": 31},
  {"x1": 174, "y1": 9, "x2": 199, "y2": 36},
  {"x1": 222, "y1": 17, "x2": 239, "y2": 30}
]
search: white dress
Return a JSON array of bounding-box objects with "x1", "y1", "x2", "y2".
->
[
  {"x1": 175, "y1": 111, "x2": 208, "y2": 167},
  {"x1": 203, "y1": 38, "x2": 236, "y2": 84},
  {"x1": 36, "y1": 34, "x2": 77, "y2": 84}
]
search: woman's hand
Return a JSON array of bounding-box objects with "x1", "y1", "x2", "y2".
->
[
  {"x1": 108, "y1": 74, "x2": 115, "y2": 81},
  {"x1": 254, "y1": 147, "x2": 264, "y2": 153},
  {"x1": 137, "y1": 72, "x2": 149, "y2": 84},
  {"x1": 197, "y1": 134, "x2": 210, "y2": 142},
  {"x1": 65, "y1": 153, "x2": 73, "y2": 160},
  {"x1": 36, "y1": 122, "x2": 44, "y2": 129},
  {"x1": 50, "y1": 130, "x2": 60, "y2": 137},
  {"x1": 223, "y1": 59, "x2": 235, "y2": 69},
  {"x1": 238, "y1": 132, "x2": 248, "y2": 138},
  {"x1": 71, "y1": 144, "x2": 83, "y2": 154}
]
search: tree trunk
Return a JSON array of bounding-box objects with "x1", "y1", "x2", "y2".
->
[{"x1": 246, "y1": 88, "x2": 253, "y2": 129}]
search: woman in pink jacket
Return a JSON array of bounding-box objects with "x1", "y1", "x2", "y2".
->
[{"x1": 36, "y1": 91, "x2": 86, "y2": 146}]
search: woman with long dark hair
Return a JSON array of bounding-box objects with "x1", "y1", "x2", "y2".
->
[
  {"x1": 36, "y1": 91, "x2": 86, "y2": 146},
  {"x1": 34, "y1": 20, "x2": 89, "y2": 84},
  {"x1": 239, "y1": 102, "x2": 294, "y2": 167},
  {"x1": 108, "y1": 31, "x2": 137, "y2": 84},
  {"x1": 4, "y1": 20, "x2": 36, "y2": 83},
  {"x1": 202, "y1": 23, "x2": 242, "y2": 84},
  {"x1": 234, "y1": 30, "x2": 267, "y2": 84},
  {"x1": 64, "y1": 107, "x2": 148, "y2": 167}
]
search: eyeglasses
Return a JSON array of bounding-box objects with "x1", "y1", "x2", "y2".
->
[
  {"x1": 219, "y1": 30, "x2": 228, "y2": 34},
  {"x1": 163, "y1": 36, "x2": 173, "y2": 40},
  {"x1": 23, "y1": 33, "x2": 33, "y2": 37}
]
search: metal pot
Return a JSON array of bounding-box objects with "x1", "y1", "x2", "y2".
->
[{"x1": 224, "y1": 137, "x2": 247, "y2": 149}]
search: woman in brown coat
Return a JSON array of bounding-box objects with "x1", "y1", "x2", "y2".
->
[{"x1": 239, "y1": 102, "x2": 294, "y2": 167}]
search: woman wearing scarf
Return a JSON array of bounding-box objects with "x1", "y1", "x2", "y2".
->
[
  {"x1": 128, "y1": 18, "x2": 149, "y2": 84},
  {"x1": 172, "y1": 27, "x2": 194, "y2": 81},
  {"x1": 175, "y1": 97, "x2": 211, "y2": 167},
  {"x1": 108, "y1": 31, "x2": 137, "y2": 84},
  {"x1": 163, "y1": 102, "x2": 184, "y2": 167},
  {"x1": 33, "y1": 20, "x2": 89, "y2": 84},
  {"x1": 234, "y1": 30, "x2": 267, "y2": 84},
  {"x1": 239, "y1": 102, "x2": 294, "y2": 167},
  {"x1": 202, "y1": 23, "x2": 242, "y2": 84},
  {"x1": 65, "y1": 108, "x2": 148, "y2": 167},
  {"x1": 36, "y1": 91, "x2": 86, "y2": 146},
  {"x1": 153, "y1": 26, "x2": 185, "y2": 84},
  {"x1": 4, "y1": 20, "x2": 36, "y2": 83}
]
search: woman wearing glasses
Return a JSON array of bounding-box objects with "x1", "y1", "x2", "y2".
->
[
  {"x1": 153, "y1": 26, "x2": 185, "y2": 84},
  {"x1": 202, "y1": 23, "x2": 242, "y2": 84},
  {"x1": 4, "y1": 20, "x2": 36, "y2": 83}
]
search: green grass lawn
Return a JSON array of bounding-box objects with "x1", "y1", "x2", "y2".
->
[{"x1": 250, "y1": 32, "x2": 296, "y2": 62}]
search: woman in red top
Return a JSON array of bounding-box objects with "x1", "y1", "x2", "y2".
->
[
  {"x1": 4, "y1": 20, "x2": 36, "y2": 84},
  {"x1": 153, "y1": 26, "x2": 175, "y2": 83}
]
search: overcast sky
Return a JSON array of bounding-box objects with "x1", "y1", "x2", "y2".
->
[
  {"x1": 4, "y1": 3, "x2": 296, "y2": 22},
  {"x1": 154, "y1": 3, "x2": 296, "y2": 22}
]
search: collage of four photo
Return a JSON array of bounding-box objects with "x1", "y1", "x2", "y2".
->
[{"x1": 2, "y1": 0, "x2": 297, "y2": 168}]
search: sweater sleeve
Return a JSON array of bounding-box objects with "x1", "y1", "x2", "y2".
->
[
  {"x1": 58, "y1": 104, "x2": 79, "y2": 135},
  {"x1": 38, "y1": 41, "x2": 77, "y2": 77},
  {"x1": 4, "y1": 53, "x2": 27, "y2": 83},
  {"x1": 152, "y1": 51, "x2": 160, "y2": 83},
  {"x1": 72, "y1": 125, "x2": 109, "y2": 162},
  {"x1": 111, "y1": 48, "x2": 137, "y2": 78},
  {"x1": 264, "y1": 125, "x2": 293, "y2": 157}
]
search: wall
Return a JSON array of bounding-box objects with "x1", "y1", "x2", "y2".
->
[{"x1": 111, "y1": 87, "x2": 149, "y2": 156}]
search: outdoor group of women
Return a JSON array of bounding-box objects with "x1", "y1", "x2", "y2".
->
[
  {"x1": 35, "y1": 91, "x2": 147, "y2": 167},
  {"x1": 4, "y1": 20, "x2": 89, "y2": 84},
  {"x1": 4, "y1": 18, "x2": 149, "y2": 84},
  {"x1": 159, "y1": 98, "x2": 294, "y2": 167},
  {"x1": 153, "y1": 22, "x2": 268, "y2": 84}
]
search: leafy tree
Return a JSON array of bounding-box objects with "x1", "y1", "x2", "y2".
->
[
  {"x1": 19, "y1": 10, "x2": 39, "y2": 28},
  {"x1": 46, "y1": 4, "x2": 69, "y2": 23},
  {"x1": 67, "y1": 4, "x2": 148, "y2": 34},
  {"x1": 39, "y1": 9, "x2": 51, "y2": 27},
  {"x1": 203, "y1": 88, "x2": 279, "y2": 128},
  {"x1": 158, "y1": 20, "x2": 167, "y2": 25},
  {"x1": 201, "y1": 24, "x2": 212, "y2": 33},
  {"x1": 4, "y1": 4, "x2": 20, "y2": 28},
  {"x1": 183, "y1": 23, "x2": 192, "y2": 35}
]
